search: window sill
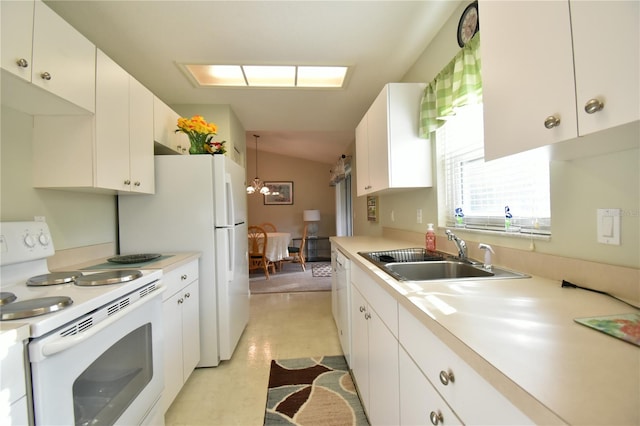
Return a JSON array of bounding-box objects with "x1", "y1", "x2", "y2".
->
[{"x1": 440, "y1": 225, "x2": 552, "y2": 242}]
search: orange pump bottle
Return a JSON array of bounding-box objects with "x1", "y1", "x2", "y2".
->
[{"x1": 425, "y1": 223, "x2": 436, "y2": 251}]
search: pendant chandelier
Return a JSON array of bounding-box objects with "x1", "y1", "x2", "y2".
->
[{"x1": 246, "y1": 134, "x2": 270, "y2": 195}]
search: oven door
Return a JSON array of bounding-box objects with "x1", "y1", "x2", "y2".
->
[{"x1": 28, "y1": 288, "x2": 164, "y2": 426}]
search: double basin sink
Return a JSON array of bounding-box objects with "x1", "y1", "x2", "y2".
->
[{"x1": 359, "y1": 248, "x2": 528, "y2": 282}]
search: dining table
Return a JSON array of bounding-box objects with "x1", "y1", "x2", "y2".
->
[{"x1": 264, "y1": 232, "x2": 291, "y2": 264}]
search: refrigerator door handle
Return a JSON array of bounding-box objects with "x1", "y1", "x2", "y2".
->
[
  {"x1": 227, "y1": 227, "x2": 235, "y2": 281},
  {"x1": 225, "y1": 171, "x2": 235, "y2": 227}
]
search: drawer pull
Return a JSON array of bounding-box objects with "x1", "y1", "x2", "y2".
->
[
  {"x1": 543, "y1": 115, "x2": 560, "y2": 129},
  {"x1": 177, "y1": 298, "x2": 184, "y2": 304},
  {"x1": 181, "y1": 274, "x2": 188, "y2": 280},
  {"x1": 584, "y1": 98, "x2": 604, "y2": 114},
  {"x1": 429, "y1": 410, "x2": 443, "y2": 425},
  {"x1": 439, "y1": 370, "x2": 454, "y2": 386}
]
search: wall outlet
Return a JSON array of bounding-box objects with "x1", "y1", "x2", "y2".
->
[
  {"x1": 417, "y1": 209, "x2": 422, "y2": 224},
  {"x1": 391, "y1": 210, "x2": 395, "y2": 222}
]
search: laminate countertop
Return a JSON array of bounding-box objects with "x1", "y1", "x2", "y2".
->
[{"x1": 331, "y1": 236, "x2": 639, "y2": 425}]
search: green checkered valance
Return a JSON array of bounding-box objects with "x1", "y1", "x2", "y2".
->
[{"x1": 419, "y1": 33, "x2": 482, "y2": 140}]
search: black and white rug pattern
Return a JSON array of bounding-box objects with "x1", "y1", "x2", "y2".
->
[{"x1": 311, "y1": 263, "x2": 332, "y2": 277}]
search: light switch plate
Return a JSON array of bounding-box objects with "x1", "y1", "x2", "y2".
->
[{"x1": 597, "y1": 208, "x2": 620, "y2": 245}]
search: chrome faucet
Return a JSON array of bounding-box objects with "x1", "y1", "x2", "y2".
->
[{"x1": 446, "y1": 230, "x2": 467, "y2": 260}]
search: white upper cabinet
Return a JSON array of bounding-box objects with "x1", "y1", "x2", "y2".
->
[
  {"x1": 480, "y1": 0, "x2": 639, "y2": 161},
  {"x1": 32, "y1": 51, "x2": 154, "y2": 194},
  {"x1": 153, "y1": 97, "x2": 188, "y2": 155},
  {"x1": 95, "y1": 50, "x2": 155, "y2": 194},
  {"x1": 1, "y1": 0, "x2": 34, "y2": 82},
  {"x1": 356, "y1": 83, "x2": 431, "y2": 196},
  {"x1": 570, "y1": 1, "x2": 639, "y2": 136},
  {"x1": 1, "y1": 0, "x2": 96, "y2": 114}
]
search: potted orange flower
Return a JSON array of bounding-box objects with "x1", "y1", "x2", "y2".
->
[{"x1": 176, "y1": 115, "x2": 225, "y2": 155}]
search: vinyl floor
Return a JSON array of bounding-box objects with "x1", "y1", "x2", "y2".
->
[{"x1": 164, "y1": 291, "x2": 343, "y2": 425}]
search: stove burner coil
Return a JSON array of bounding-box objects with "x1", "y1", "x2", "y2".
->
[
  {"x1": 75, "y1": 270, "x2": 143, "y2": 286},
  {"x1": 26, "y1": 271, "x2": 84, "y2": 287},
  {"x1": 0, "y1": 296, "x2": 73, "y2": 320},
  {"x1": 0, "y1": 292, "x2": 17, "y2": 306}
]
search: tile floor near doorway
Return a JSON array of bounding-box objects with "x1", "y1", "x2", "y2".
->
[{"x1": 164, "y1": 291, "x2": 343, "y2": 425}]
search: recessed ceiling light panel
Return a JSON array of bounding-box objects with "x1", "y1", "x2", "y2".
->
[
  {"x1": 297, "y1": 66, "x2": 347, "y2": 87},
  {"x1": 180, "y1": 63, "x2": 349, "y2": 88},
  {"x1": 243, "y1": 65, "x2": 295, "y2": 87}
]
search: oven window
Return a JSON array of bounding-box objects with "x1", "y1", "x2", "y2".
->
[{"x1": 72, "y1": 324, "x2": 153, "y2": 426}]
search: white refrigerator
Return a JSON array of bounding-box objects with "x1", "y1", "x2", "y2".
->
[{"x1": 118, "y1": 154, "x2": 249, "y2": 367}]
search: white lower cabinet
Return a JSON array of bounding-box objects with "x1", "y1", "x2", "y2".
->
[
  {"x1": 0, "y1": 336, "x2": 29, "y2": 426},
  {"x1": 161, "y1": 260, "x2": 200, "y2": 412},
  {"x1": 350, "y1": 264, "x2": 399, "y2": 425},
  {"x1": 398, "y1": 304, "x2": 534, "y2": 425},
  {"x1": 399, "y1": 348, "x2": 462, "y2": 426}
]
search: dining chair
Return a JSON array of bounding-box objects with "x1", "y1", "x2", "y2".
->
[
  {"x1": 248, "y1": 226, "x2": 276, "y2": 279},
  {"x1": 283, "y1": 224, "x2": 307, "y2": 271},
  {"x1": 260, "y1": 222, "x2": 277, "y2": 233}
]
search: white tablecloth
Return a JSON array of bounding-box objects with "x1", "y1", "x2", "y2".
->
[{"x1": 265, "y1": 232, "x2": 291, "y2": 262}]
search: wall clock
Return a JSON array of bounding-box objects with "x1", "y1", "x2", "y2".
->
[{"x1": 457, "y1": 1, "x2": 479, "y2": 47}]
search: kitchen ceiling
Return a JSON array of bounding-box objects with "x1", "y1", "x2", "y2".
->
[{"x1": 44, "y1": 1, "x2": 460, "y2": 164}]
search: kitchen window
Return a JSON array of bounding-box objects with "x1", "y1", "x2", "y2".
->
[{"x1": 435, "y1": 103, "x2": 551, "y2": 235}]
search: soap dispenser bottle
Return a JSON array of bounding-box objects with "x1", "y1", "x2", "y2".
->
[{"x1": 426, "y1": 223, "x2": 436, "y2": 251}]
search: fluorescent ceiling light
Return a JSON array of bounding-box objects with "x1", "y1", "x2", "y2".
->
[
  {"x1": 297, "y1": 66, "x2": 348, "y2": 87},
  {"x1": 244, "y1": 65, "x2": 295, "y2": 87},
  {"x1": 181, "y1": 64, "x2": 348, "y2": 88}
]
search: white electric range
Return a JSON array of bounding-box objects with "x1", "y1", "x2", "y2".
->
[{"x1": 0, "y1": 221, "x2": 165, "y2": 426}]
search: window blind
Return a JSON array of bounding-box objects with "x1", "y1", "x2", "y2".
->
[{"x1": 436, "y1": 104, "x2": 551, "y2": 235}]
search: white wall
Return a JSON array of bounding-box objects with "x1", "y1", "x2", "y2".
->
[{"x1": 1, "y1": 106, "x2": 117, "y2": 249}]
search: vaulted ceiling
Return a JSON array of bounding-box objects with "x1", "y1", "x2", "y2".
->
[{"x1": 45, "y1": 1, "x2": 460, "y2": 164}]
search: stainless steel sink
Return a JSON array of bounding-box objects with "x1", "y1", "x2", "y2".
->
[
  {"x1": 385, "y1": 261, "x2": 493, "y2": 280},
  {"x1": 359, "y1": 248, "x2": 529, "y2": 282}
]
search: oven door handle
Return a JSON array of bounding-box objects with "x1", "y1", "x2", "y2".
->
[{"x1": 40, "y1": 287, "x2": 164, "y2": 358}]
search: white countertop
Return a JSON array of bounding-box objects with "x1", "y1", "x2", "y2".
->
[
  {"x1": 58, "y1": 252, "x2": 201, "y2": 274},
  {"x1": 331, "y1": 236, "x2": 640, "y2": 425}
]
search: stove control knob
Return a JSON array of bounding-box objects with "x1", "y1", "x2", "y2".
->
[
  {"x1": 39, "y1": 232, "x2": 51, "y2": 246},
  {"x1": 24, "y1": 234, "x2": 36, "y2": 248}
]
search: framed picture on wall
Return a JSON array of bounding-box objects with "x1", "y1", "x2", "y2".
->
[
  {"x1": 367, "y1": 196, "x2": 378, "y2": 222},
  {"x1": 264, "y1": 182, "x2": 294, "y2": 205}
]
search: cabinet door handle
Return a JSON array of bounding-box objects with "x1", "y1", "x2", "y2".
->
[
  {"x1": 124, "y1": 179, "x2": 131, "y2": 185},
  {"x1": 429, "y1": 410, "x2": 443, "y2": 425},
  {"x1": 16, "y1": 58, "x2": 29, "y2": 68},
  {"x1": 359, "y1": 305, "x2": 366, "y2": 312},
  {"x1": 40, "y1": 71, "x2": 52, "y2": 81},
  {"x1": 181, "y1": 274, "x2": 188, "y2": 280},
  {"x1": 184, "y1": 292, "x2": 191, "y2": 298},
  {"x1": 364, "y1": 312, "x2": 371, "y2": 320},
  {"x1": 543, "y1": 115, "x2": 561, "y2": 129},
  {"x1": 134, "y1": 181, "x2": 141, "y2": 186},
  {"x1": 584, "y1": 98, "x2": 604, "y2": 114},
  {"x1": 439, "y1": 369, "x2": 455, "y2": 386},
  {"x1": 177, "y1": 298, "x2": 184, "y2": 304}
]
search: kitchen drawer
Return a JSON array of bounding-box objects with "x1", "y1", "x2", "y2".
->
[
  {"x1": 351, "y1": 264, "x2": 398, "y2": 337},
  {"x1": 400, "y1": 347, "x2": 462, "y2": 426},
  {"x1": 398, "y1": 304, "x2": 533, "y2": 425},
  {"x1": 162, "y1": 260, "x2": 199, "y2": 300}
]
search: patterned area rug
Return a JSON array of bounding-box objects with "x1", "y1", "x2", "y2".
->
[
  {"x1": 265, "y1": 356, "x2": 369, "y2": 425},
  {"x1": 311, "y1": 263, "x2": 332, "y2": 277}
]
